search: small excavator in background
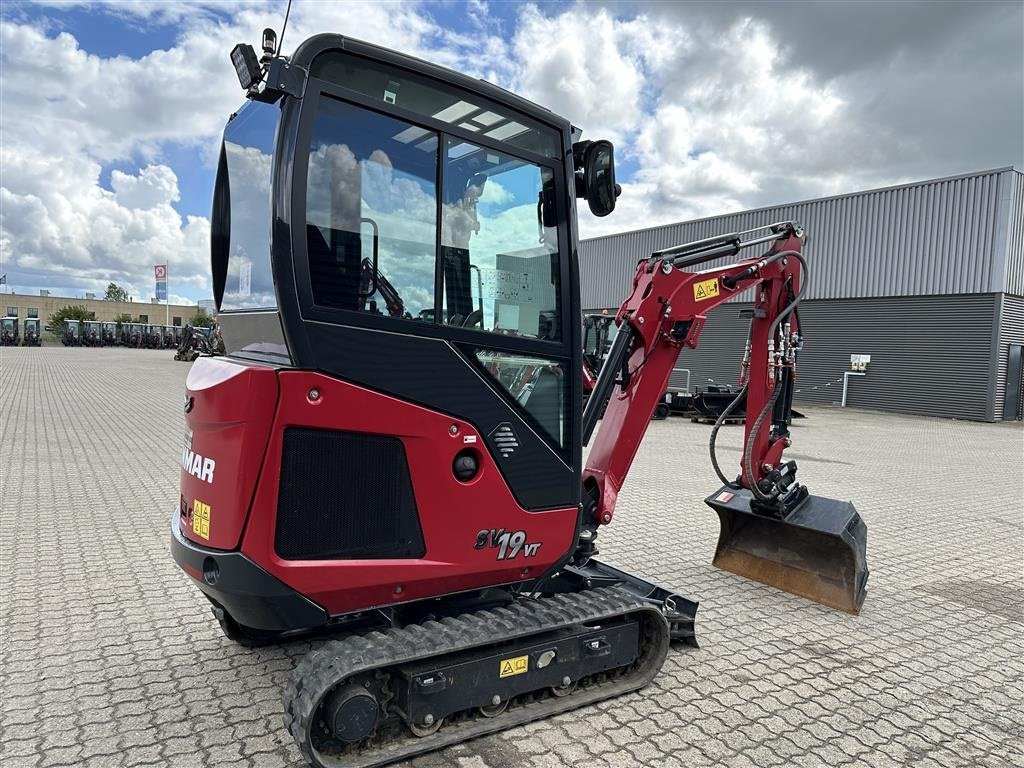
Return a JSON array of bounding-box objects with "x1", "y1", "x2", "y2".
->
[
  {"x1": 101, "y1": 322, "x2": 118, "y2": 346},
  {"x1": 174, "y1": 323, "x2": 224, "y2": 361},
  {"x1": 171, "y1": 29, "x2": 869, "y2": 768},
  {"x1": 22, "y1": 318, "x2": 41, "y2": 346},
  {"x1": 0, "y1": 316, "x2": 18, "y2": 346},
  {"x1": 61, "y1": 319, "x2": 80, "y2": 346}
]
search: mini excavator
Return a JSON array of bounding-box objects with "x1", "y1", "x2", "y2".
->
[{"x1": 171, "y1": 29, "x2": 869, "y2": 768}]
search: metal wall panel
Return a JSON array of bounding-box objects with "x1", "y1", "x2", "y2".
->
[
  {"x1": 994, "y1": 294, "x2": 1024, "y2": 420},
  {"x1": 627, "y1": 294, "x2": 998, "y2": 421},
  {"x1": 580, "y1": 168, "x2": 1020, "y2": 310},
  {"x1": 1002, "y1": 172, "x2": 1024, "y2": 296}
]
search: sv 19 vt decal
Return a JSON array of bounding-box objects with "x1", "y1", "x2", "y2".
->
[{"x1": 474, "y1": 528, "x2": 541, "y2": 560}]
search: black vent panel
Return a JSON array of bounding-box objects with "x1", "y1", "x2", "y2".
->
[{"x1": 275, "y1": 428, "x2": 426, "y2": 560}]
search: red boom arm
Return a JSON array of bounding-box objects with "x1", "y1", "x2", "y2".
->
[{"x1": 583, "y1": 225, "x2": 805, "y2": 526}]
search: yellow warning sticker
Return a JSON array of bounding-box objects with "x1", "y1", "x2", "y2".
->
[
  {"x1": 192, "y1": 500, "x2": 211, "y2": 540},
  {"x1": 693, "y1": 278, "x2": 720, "y2": 302},
  {"x1": 499, "y1": 655, "x2": 529, "y2": 678}
]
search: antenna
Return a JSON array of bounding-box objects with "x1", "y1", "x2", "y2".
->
[{"x1": 275, "y1": 0, "x2": 293, "y2": 57}]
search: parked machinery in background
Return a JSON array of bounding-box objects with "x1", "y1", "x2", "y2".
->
[
  {"x1": 22, "y1": 318, "x2": 41, "y2": 347},
  {"x1": 1, "y1": 316, "x2": 19, "y2": 346},
  {"x1": 124, "y1": 322, "x2": 144, "y2": 348},
  {"x1": 142, "y1": 324, "x2": 160, "y2": 349},
  {"x1": 582, "y1": 312, "x2": 618, "y2": 376},
  {"x1": 81, "y1": 320, "x2": 101, "y2": 347},
  {"x1": 690, "y1": 384, "x2": 748, "y2": 423},
  {"x1": 61, "y1": 319, "x2": 81, "y2": 346},
  {"x1": 163, "y1": 326, "x2": 178, "y2": 349},
  {"x1": 660, "y1": 367, "x2": 695, "y2": 416},
  {"x1": 583, "y1": 312, "x2": 674, "y2": 419},
  {"x1": 211, "y1": 324, "x2": 225, "y2": 355},
  {"x1": 174, "y1": 324, "x2": 214, "y2": 362},
  {"x1": 101, "y1": 322, "x2": 117, "y2": 346}
]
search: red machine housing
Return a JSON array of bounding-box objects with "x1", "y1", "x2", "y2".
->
[{"x1": 179, "y1": 359, "x2": 577, "y2": 619}]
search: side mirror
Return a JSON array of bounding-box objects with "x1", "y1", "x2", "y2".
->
[
  {"x1": 584, "y1": 140, "x2": 617, "y2": 217},
  {"x1": 573, "y1": 140, "x2": 620, "y2": 217}
]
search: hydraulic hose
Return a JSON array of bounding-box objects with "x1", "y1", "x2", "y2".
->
[
  {"x1": 709, "y1": 380, "x2": 750, "y2": 486},
  {"x1": 739, "y1": 250, "x2": 809, "y2": 502},
  {"x1": 743, "y1": 380, "x2": 784, "y2": 500},
  {"x1": 709, "y1": 317, "x2": 754, "y2": 485}
]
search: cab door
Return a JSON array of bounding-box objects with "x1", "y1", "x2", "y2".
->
[{"x1": 276, "y1": 48, "x2": 582, "y2": 513}]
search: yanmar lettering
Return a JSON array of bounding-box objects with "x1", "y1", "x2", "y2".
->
[{"x1": 182, "y1": 448, "x2": 216, "y2": 483}]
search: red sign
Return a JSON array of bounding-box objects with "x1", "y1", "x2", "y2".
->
[{"x1": 154, "y1": 264, "x2": 167, "y2": 281}]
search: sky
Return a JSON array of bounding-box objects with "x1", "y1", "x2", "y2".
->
[{"x1": 0, "y1": 0, "x2": 1021, "y2": 305}]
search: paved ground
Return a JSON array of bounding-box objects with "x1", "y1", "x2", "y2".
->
[{"x1": 1, "y1": 347, "x2": 1022, "y2": 768}]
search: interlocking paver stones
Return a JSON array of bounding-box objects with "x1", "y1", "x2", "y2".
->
[{"x1": 1, "y1": 347, "x2": 1022, "y2": 767}]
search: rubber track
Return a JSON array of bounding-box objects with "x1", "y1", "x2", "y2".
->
[{"x1": 283, "y1": 587, "x2": 670, "y2": 768}]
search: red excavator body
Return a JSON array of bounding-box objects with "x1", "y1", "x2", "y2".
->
[
  {"x1": 170, "y1": 29, "x2": 867, "y2": 768},
  {"x1": 179, "y1": 359, "x2": 578, "y2": 619}
]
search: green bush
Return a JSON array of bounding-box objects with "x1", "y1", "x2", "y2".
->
[
  {"x1": 48, "y1": 305, "x2": 95, "y2": 334},
  {"x1": 190, "y1": 309, "x2": 214, "y2": 328}
]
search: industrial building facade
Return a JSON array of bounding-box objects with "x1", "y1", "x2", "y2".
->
[
  {"x1": 2, "y1": 293, "x2": 199, "y2": 330},
  {"x1": 579, "y1": 167, "x2": 1024, "y2": 421}
]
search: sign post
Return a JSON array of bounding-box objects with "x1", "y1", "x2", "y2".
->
[{"x1": 155, "y1": 264, "x2": 168, "y2": 327}]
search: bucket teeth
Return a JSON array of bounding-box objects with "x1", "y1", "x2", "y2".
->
[{"x1": 706, "y1": 487, "x2": 869, "y2": 614}]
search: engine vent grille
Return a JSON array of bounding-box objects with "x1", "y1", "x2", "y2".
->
[{"x1": 275, "y1": 428, "x2": 426, "y2": 560}]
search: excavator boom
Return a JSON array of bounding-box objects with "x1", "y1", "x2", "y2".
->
[{"x1": 583, "y1": 222, "x2": 869, "y2": 613}]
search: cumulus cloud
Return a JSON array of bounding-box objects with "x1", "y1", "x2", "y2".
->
[
  {"x1": 0, "y1": 147, "x2": 209, "y2": 299},
  {"x1": 509, "y1": 6, "x2": 652, "y2": 146},
  {"x1": 111, "y1": 165, "x2": 181, "y2": 210}
]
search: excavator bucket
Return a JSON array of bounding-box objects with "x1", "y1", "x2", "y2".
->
[{"x1": 706, "y1": 487, "x2": 868, "y2": 614}]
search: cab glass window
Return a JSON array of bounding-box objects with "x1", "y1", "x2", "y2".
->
[
  {"x1": 471, "y1": 349, "x2": 568, "y2": 448},
  {"x1": 441, "y1": 137, "x2": 560, "y2": 341},
  {"x1": 310, "y1": 51, "x2": 560, "y2": 159},
  {"x1": 306, "y1": 96, "x2": 437, "y2": 319},
  {"x1": 219, "y1": 100, "x2": 278, "y2": 311}
]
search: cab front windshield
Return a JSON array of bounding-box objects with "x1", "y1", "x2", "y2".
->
[{"x1": 304, "y1": 55, "x2": 564, "y2": 342}]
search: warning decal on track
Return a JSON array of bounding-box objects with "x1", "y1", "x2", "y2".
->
[
  {"x1": 693, "y1": 278, "x2": 720, "y2": 302},
  {"x1": 192, "y1": 500, "x2": 211, "y2": 540},
  {"x1": 499, "y1": 654, "x2": 529, "y2": 678}
]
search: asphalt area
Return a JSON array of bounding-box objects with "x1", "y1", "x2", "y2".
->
[{"x1": 1, "y1": 347, "x2": 1022, "y2": 767}]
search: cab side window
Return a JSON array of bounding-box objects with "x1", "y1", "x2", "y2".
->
[
  {"x1": 306, "y1": 96, "x2": 438, "y2": 320},
  {"x1": 441, "y1": 138, "x2": 560, "y2": 341}
]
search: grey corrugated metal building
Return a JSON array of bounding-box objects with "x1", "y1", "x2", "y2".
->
[{"x1": 579, "y1": 167, "x2": 1024, "y2": 421}]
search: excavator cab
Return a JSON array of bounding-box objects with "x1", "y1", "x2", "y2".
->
[
  {"x1": 62, "y1": 319, "x2": 80, "y2": 346},
  {"x1": 582, "y1": 313, "x2": 617, "y2": 375},
  {"x1": 202, "y1": 33, "x2": 600, "y2": 594},
  {"x1": 126, "y1": 322, "x2": 143, "y2": 347},
  {"x1": 0, "y1": 317, "x2": 18, "y2": 346},
  {"x1": 22, "y1": 318, "x2": 41, "y2": 347},
  {"x1": 82, "y1": 320, "x2": 101, "y2": 347}
]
